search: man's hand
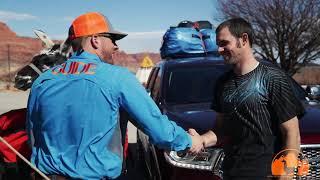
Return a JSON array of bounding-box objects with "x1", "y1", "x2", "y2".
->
[{"x1": 188, "y1": 128, "x2": 204, "y2": 154}]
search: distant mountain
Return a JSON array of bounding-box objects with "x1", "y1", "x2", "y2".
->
[
  {"x1": 0, "y1": 22, "x2": 44, "y2": 65},
  {"x1": 113, "y1": 51, "x2": 160, "y2": 71},
  {"x1": 0, "y1": 22, "x2": 160, "y2": 70},
  {"x1": 0, "y1": 22, "x2": 16, "y2": 38}
]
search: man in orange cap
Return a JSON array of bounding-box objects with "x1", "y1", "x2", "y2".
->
[{"x1": 26, "y1": 12, "x2": 204, "y2": 179}]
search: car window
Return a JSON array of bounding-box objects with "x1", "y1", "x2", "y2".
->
[
  {"x1": 152, "y1": 69, "x2": 162, "y2": 101},
  {"x1": 164, "y1": 65, "x2": 227, "y2": 104},
  {"x1": 146, "y1": 67, "x2": 159, "y2": 91}
]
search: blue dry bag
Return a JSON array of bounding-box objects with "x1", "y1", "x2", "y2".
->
[
  {"x1": 160, "y1": 27, "x2": 205, "y2": 59},
  {"x1": 200, "y1": 29, "x2": 219, "y2": 54}
]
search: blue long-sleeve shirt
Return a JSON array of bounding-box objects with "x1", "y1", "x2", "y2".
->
[{"x1": 27, "y1": 51, "x2": 191, "y2": 179}]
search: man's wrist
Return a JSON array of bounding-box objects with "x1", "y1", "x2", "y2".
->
[{"x1": 202, "y1": 136, "x2": 206, "y2": 148}]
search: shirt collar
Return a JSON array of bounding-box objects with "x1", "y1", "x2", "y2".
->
[{"x1": 70, "y1": 51, "x2": 103, "y2": 63}]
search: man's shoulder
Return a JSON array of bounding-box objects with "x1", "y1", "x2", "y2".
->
[
  {"x1": 31, "y1": 70, "x2": 53, "y2": 87},
  {"x1": 259, "y1": 61, "x2": 285, "y2": 74},
  {"x1": 96, "y1": 64, "x2": 137, "y2": 90},
  {"x1": 259, "y1": 61, "x2": 289, "y2": 80},
  {"x1": 98, "y1": 64, "x2": 133, "y2": 77}
]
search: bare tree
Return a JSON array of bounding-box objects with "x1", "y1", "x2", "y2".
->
[{"x1": 217, "y1": 0, "x2": 320, "y2": 75}]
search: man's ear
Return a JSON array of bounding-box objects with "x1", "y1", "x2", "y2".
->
[
  {"x1": 241, "y1": 33, "x2": 249, "y2": 46},
  {"x1": 90, "y1": 35, "x2": 100, "y2": 49}
]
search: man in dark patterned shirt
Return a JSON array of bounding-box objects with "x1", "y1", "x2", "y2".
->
[{"x1": 188, "y1": 18, "x2": 305, "y2": 179}]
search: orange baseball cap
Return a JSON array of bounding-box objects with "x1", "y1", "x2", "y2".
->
[{"x1": 68, "y1": 12, "x2": 127, "y2": 40}]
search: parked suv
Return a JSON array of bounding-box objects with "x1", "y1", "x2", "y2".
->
[{"x1": 137, "y1": 56, "x2": 320, "y2": 180}]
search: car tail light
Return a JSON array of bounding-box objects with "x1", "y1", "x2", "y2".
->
[{"x1": 164, "y1": 148, "x2": 224, "y2": 178}]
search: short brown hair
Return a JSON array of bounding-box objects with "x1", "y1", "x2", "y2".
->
[
  {"x1": 216, "y1": 18, "x2": 254, "y2": 47},
  {"x1": 70, "y1": 37, "x2": 88, "y2": 53}
]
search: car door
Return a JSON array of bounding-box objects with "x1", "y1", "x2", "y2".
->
[{"x1": 138, "y1": 66, "x2": 163, "y2": 179}]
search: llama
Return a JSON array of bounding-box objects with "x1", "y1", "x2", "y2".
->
[{"x1": 14, "y1": 30, "x2": 71, "y2": 90}]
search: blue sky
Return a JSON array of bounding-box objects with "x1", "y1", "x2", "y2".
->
[{"x1": 0, "y1": 0, "x2": 223, "y2": 53}]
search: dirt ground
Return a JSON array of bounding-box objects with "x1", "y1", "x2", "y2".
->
[{"x1": 0, "y1": 89, "x2": 29, "y2": 114}]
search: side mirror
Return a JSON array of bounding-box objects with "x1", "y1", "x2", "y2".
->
[{"x1": 307, "y1": 85, "x2": 320, "y2": 100}]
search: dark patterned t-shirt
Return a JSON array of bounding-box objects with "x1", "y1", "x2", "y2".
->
[{"x1": 211, "y1": 62, "x2": 305, "y2": 177}]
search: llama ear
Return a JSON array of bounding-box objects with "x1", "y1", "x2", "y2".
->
[
  {"x1": 34, "y1": 29, "x2": 55, "y2": 49},
  {"x1": 59, "y1": 37, "x2": 72, "y2": 57}
]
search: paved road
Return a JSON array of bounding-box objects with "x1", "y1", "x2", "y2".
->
[{"x1": 0, "y1": 90, "x2": 29, "y2": 114}]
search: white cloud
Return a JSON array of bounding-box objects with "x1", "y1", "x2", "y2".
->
[
  {"x1": 124, "y1": 30, "x2": 165, "y2": 39},
  {"x1": 62, "y1": 16, "x2": 74, "y2": 22},
  {"x1": 115, "y1": 30, "x2": 165, "y2": 53},
  {"x1": 0, "y1": 10, "x2": 37, "y2": 22}
]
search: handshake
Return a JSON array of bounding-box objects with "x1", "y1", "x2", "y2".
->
[{"x1": 188, "y1": 129, "x2": 218, "y2": 154}]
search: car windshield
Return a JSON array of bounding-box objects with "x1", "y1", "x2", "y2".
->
[
  {"x1": 289, "y1": 77, "x2": 307, "y2": 100},
  {"x1": 165, "y1": 65, "x2": 228, "y2": 104}
]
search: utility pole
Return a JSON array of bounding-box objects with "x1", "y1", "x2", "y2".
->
[{"x1": 7, "y1": 44, "x2": 11, "y2": 88}]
